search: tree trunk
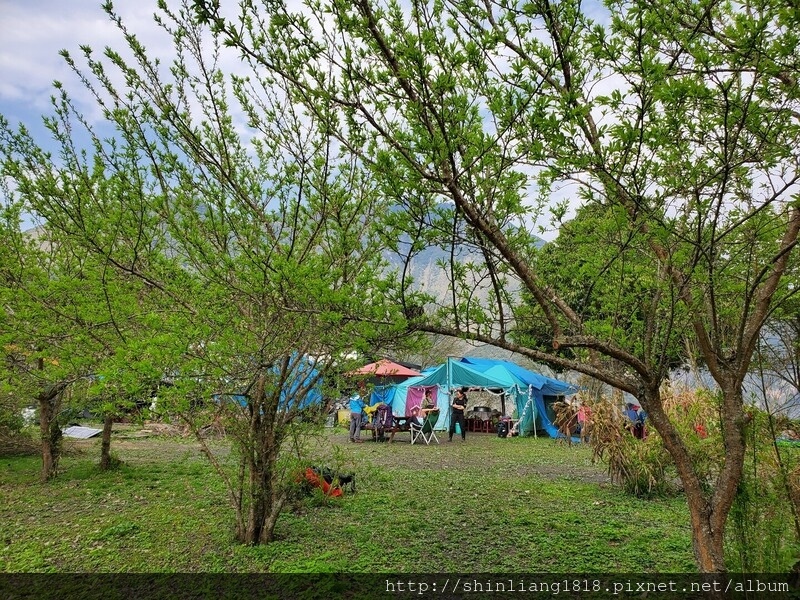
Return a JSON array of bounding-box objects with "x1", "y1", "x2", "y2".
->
[
  {"x1": 99, "y1": 413, "x2": 114, "y2": 470},
  {"x1": 684, "y1": 493, "x2": 727, "y2": 572},
  {"x1": 37, "y1": 383, "x2": 65, "y2": 482},
  {"x1": 661, "y1": 441, "x2": 727, "y2": 571},
  {"x1": 39, "y1": 415, "x2": 60, "y2": 482},
  {"x1": 237, "y1": 455, "x2": 285, "y2": 544},
  {"x1": 646, "y1": 384, "x2": 745, "y2": 572},
  {"x1": 235, "y1": 373, "x2": 285, "y2": 545}
]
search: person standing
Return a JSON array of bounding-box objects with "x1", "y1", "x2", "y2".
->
[
  {"x1": 349, "y1": 388, "x2": 366, "y2": 443},
  {"x1": 449, "y1": 387, "x2": 468, "y2": 442}
]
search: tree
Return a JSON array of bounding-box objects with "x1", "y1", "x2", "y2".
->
[
  {"x1": 194, "y1": 0, "x2": 800, "y2": 570},
  {"x1": 0, "y1": 0, "x2": 406, "y2": 542},
  {"x1": 518, "y1": 202, "x2": 690, "y2": 376},
  {"x1": 0, "y1": 198, "x2": 150, "y2": 478}
]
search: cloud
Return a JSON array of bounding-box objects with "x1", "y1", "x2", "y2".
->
[{"x1": 0, "y1": 0, "x2": 169, "y2": 118}]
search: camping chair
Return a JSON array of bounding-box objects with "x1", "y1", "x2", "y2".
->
[
  {"x1": 410, "y1": 409, "x2": 440, "y2": 445},
  {"x1": 367, "y1": 404, "x2": 392, "y2": 442}
]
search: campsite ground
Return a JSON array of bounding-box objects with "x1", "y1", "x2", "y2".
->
[{"x1": 0, "y1": 426, "x2": 696, "y2": 573}]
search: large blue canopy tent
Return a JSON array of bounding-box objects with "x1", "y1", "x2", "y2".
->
[
  {"x1": 458, "y1": 358, "x2": 578, "y2": 438},
  {"x1": 390, "y1": 358, "x2": 578, "y2": 438}
]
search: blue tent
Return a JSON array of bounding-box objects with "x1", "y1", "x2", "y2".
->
[
  {"x1": 391, "y1": 358, "x2": 578, "y2": 438},
  {"x1": 368, "y1": 384, "x2": 397, "y2": 408},
  {"x1": 221, "y1": 354, "x2": 324, "y2": 411},
  {"x1": 280, "y1": 354, "x2": 324, "y2": 410},
  {"x1": 458, "y1": 358, "x2": 578, "y2": 438},
  {"x1": 389, "y1": 361, "x2": 497, "y2": 433}
]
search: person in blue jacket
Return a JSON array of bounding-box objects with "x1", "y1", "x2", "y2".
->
[
  {"x1": 625, "y1": 402, "x2": 646, "y2": 439},
  {"x1": 349, "y1": 389, "x2": 367, "y2": 443}
]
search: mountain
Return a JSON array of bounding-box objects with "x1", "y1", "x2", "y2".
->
[{"x1": 386, "y1": 231, "x2": 546, "y2": 301}]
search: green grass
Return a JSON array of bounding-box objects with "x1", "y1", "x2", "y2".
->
[{"x1": 0, "y1": 429, "x2": 696, "y2": 573}]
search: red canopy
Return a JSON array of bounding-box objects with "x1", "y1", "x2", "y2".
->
[{"x1": 349, "y1": 359, "x2": 421, "y2": 378}]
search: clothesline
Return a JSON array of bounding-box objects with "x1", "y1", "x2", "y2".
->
[{"x1": 409, "y1": 384, "x2": 535, "y2": 397}]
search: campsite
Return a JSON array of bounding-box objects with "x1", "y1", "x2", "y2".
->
[
  {"x1": 360, "y1": 358, "x2": 579, "y2": 441},
  {"x1": 4, "y1": 0, "x2": 800, "y2": 581},
  {"x1": 2, "y1": 354, "x2": 798, "y2": 577},
  {"x1": 0, "y1": 426, "x2": 697, "y2": 573},
  {"x1": 3, "y1": 354, "x2": 695, "y2": 574}
]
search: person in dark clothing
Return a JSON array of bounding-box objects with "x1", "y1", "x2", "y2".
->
[{"x1": 449, "y1": 387, "x2": 468, "y2": 441}]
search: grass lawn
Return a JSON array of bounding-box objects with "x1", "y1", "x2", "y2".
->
[{"x1": 0, "y1": 427, "x2": 696, "y2": 573}]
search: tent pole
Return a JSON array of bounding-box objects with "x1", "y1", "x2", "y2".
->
[
  {"x1": 447, "y1": 357, "x2": 453, "y2": 434},
  {"x1": 447, "y1": 356, "x2": 452, "y2": 391},
  {"x1": 531, "y1": 386, "x2": 537, "y2": 439}
]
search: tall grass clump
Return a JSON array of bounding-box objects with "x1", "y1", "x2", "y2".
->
[
  {"x1": 586, "y1": 387, "x2": 800, "y2": 570},
  {"x1": 588, "y1": 388, "x2": 726, "y2": 499},
  {"x1": 583, "y1": 395, "x2": 674, "y2": 498}
]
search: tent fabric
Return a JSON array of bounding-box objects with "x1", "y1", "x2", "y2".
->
[
  {"x1": 513, "y1": 392, "x2": 564, "y2": 439},
  {"x1": 404, "y1": 386, "x2": 440, "y2": 417},
  {"x1": 369, "y1": 385, "x2": 397, "y2": 407},
  {"x1": 349, "y1": 359, "x2": 421, "y2": 377},
  {"x1": 219, "y1": 354, "x2": 324, "y2": 410},
  {"x1": 62, "y1": 426, "x2": 102, "y2": 439},
  {"x1": 281, "y1": 354, "x2": 324, "y2": 409},
  {"x1": 411, "y1": 359, "x2": 518, "y2": 389},
  {"x1": 459, "y1": 358, "x2": 578, "y2": 439},
  {"x1": 459, "y1": 358, "x2": 576, "y2": 396},
  {"x1": 390, "y1": 377, "x2": 431, "y2": 416},
  {"x1": 391, "y1": 360, "x2": 513, "y2": 433}
]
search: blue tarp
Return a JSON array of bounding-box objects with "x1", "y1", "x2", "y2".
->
[
  {"x1": 459, "y1": 358, "x2": 576, "y2": 395},
  {"x1": 280, "y1": 354, "x2": 324, "y2": 409},
  {"x1": 369, "y1": 384, "x2": 397, "y2": 407}
]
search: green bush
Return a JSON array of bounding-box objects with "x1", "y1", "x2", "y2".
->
[
  {"x1": 726, "y1": 407, "x2": 800, "y2": 572},
  {"x1": 0, "y1": 398, "x2": 25, "y2": 434},
  {"x1": 0, "y1": 396, "x2": 38, "y2": 457}
]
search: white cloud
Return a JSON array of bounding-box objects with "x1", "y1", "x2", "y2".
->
[{"x1": 0, "y1": 0, "x2": 172, "y2": 117}]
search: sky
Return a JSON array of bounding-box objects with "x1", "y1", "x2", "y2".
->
[
  {"x1": 0, "y1": 0, "x2": 569, "y2": 239},
  {"x1": 0, "y1": 1, "x2": 167, "y2": 130}
]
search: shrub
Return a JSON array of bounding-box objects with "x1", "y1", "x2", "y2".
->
[
  {"x1": 0, "y1": 395, "x2": 38, "y2": 457},
  {"x1": 726, "y1": 406, "x2": 800, "y2": 572},
  {"x1": 586, "y1": 387, "x2": 800, "y2": 570}
]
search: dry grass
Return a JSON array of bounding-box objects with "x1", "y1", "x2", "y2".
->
[{"x1": 580, "y1": 396, "x2": 673, "y2": 498}]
